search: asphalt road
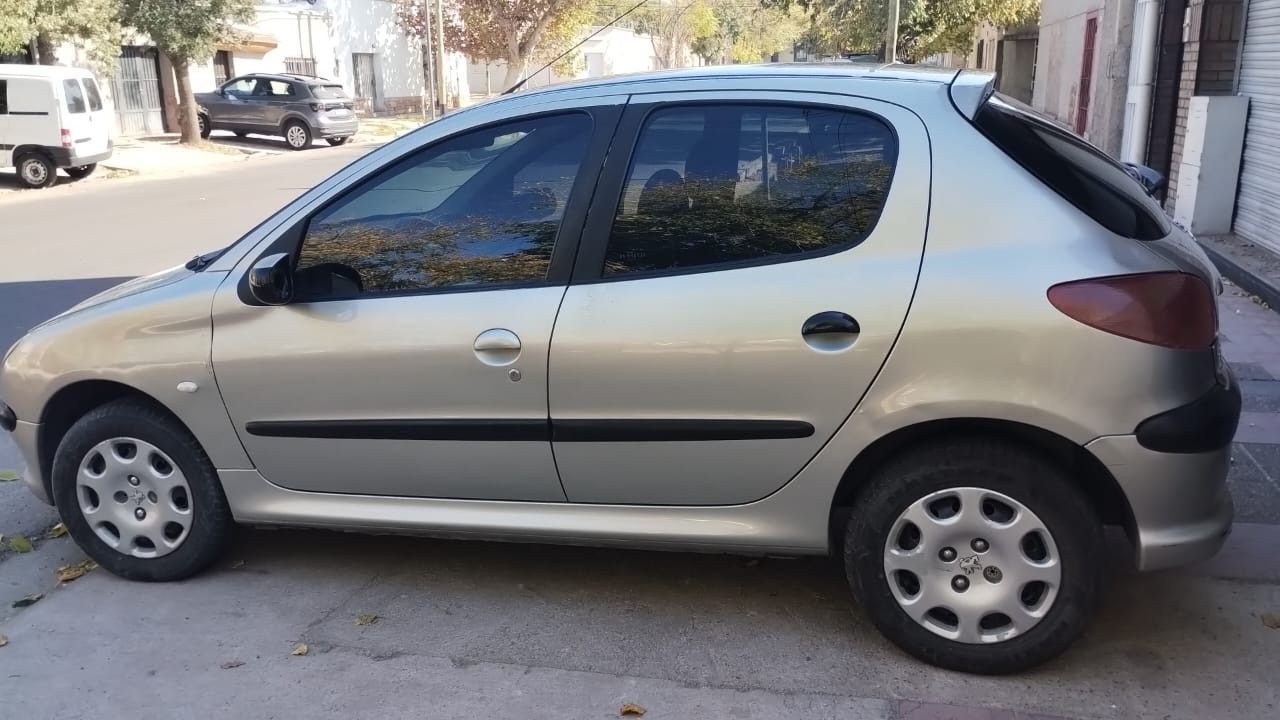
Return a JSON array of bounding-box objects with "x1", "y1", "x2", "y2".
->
[{"x1": 1, "y1": 153, "x2": 1280, "y2": 719}]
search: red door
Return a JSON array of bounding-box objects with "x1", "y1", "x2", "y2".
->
[{"x1": 1075, "y1": 16, "x2": 1098, "y2": 134}]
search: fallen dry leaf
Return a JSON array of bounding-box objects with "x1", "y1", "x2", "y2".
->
[
  {"x1": 0, "y1": 634, "x2": 8, "y2": 647},
  {"x1": 220, "y1": 660, "x2": 245, "y2": 669},
  {"x1": 11, "y1": 593, "x2": 43, "y2": 608},
  {"x1": 354, "y1": 613, "x2": 379, "y2": 626},
  {"x1": 620, "y1": 703, "x2": 646, "y2": 716},
  {"x1": 48, "y1": 522, "x2": 68, "y2": 539},
  {"x1": 1262, "y1": 613, "x2": 1280, "y2": 630},
  {"x1": 229, "y1": 559, "x2": 246, "y2": 570},
  {"x1": 55, "y1": 559, "x2": 98, "y2": 583},
  {"x1": 0, "y1": 470, "x2": 19, "y2": 482},
  {"x1": 6, "y1": 535, "x2": 33, "y2": 553},
  {"x1": 291, "y1": 642, "x2": 309, "y2": 656}
]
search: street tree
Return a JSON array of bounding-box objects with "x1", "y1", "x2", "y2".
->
[
  {"x1": 693, "y1": 0, "x2": 805, "y2": 64},
  {"x1": 121, "y1": 0, "x2": 255, "y2": 144},
  {"x1": 0, "y1": 0, "x2": 123, "y2": 71},
  {"x1": 771, "y1": 0, "x2": 1038, "y2": 62},
  {"x1": 395, "y1": 0, "x2": 597, "y2": 93},
  {"x1": 632, "y1": 0, "x2": 717, "y2": 69}
]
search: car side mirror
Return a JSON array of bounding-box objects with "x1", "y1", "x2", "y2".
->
[
  {"x1": 1123, "y1": 162, "x2": 1167, "y2": 198},
  {"x1": 248, "y1": 253, "x2": 294, "y2": 305}
]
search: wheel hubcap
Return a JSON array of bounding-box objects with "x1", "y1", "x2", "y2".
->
[
  {"x1": 287, "y1": 127, "x2": 306, "y2": 147},
  {"x1": 883, "y1": 487, "x2": 1061, "y2": 644},
  {"x1": 22, "y1": 161, "x2": 47, "y2": 184},
  {"x1": 76, "y1": 438, "x2": 192, "y2": 558}
]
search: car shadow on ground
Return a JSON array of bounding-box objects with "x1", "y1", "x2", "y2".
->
[
  {"x1": 208, "y1": 132, "x2": 336, "y2": 153},
  {"x1": 0, "y1": 168, "x2": 90, "y2": 192}
]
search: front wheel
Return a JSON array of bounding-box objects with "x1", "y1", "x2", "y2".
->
[
  {"x1": 284, "y1": 120, "x2": 312, "y2": 150},
  {"x1": 65, "y1": 163, "x2": 97, "y2": 181},
  {"x1": 51, "y1": 399, "x2": 234, "y2": 582},
  {"x1": 198, "y1": 113, "x2": 211, "y2": 139},
  {"x1": 845, "y1": 439, "x2": 1103, "y2": 674}
]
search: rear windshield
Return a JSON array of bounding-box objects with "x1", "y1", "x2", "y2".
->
[
  {"x1": 83, "y1": 78, "x2": 103, "y2": 111},
  {"x1": 62, "y1": 79, "x2": 86, "y2": 114},
  {"x1": 310, "y1": 84, "x2": 348, "y2": 99},
  {"x1": 974, "y1": 94, "x2": 1170, "y2": 240}
]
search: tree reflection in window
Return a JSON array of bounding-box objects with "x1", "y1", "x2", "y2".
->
[
  {"x1": 295, "y1": 113, "x2": 592, "y2": 298},
  {"x1": 605, "y1": 105, "x2": 897, "y2": 276}
]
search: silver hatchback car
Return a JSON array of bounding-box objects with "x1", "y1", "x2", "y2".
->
[{"x1": 0, "y1": 65, "x2": 1240, "y2": 674}]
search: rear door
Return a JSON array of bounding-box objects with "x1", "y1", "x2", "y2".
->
[
  {"x1": 548, "y1": 92, "x2": 930, "y2": 505},
  {"x1": 59, "y1": 77, "x2": 95, "y2": 157},
  {"x1": 0, "y1": 79, "x2": 10, "y2": 167},
  {"x1": 77, "y1": 76, "x2": 111, "y2": 158}
]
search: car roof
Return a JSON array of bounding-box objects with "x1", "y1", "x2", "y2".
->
[
  {"x1": 240, "y1": 72, "x2": 332, "y2": 84},
  {"x1": 514, "y1": 62, "x2": 962, "y2": 97},
  {"x1": 0, "y1": 63, "x2": 95, "y2": 80}
]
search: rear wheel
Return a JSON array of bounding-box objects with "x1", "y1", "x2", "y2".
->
[
  {"x1": 844, "y1": 439, "x2": 1103, "y2": 674},
  {"x1": 65, "y1": 163, "x2": 97, "y2": 181},
  {"x1": 16, "y1": 152, "x2": 57, "y2": 188},
  {"x1": 326, "y1": 136, "x2": 349, "y2": 146},
  {"x1": 284, "y1": 120, "x2": 312, "y2": 150},
  {"x1": 51, "y1": 399, "x2": 234, "y2": 582}
]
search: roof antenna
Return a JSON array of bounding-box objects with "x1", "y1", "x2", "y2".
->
[{"x1": 503, "y1": 0, "x2": 650, "y2": 95}]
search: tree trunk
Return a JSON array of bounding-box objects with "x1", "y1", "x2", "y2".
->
[
  {"x1": 172, "y1": 59, "x2": 201, "y2": 145},
  {"x1": 503, "y1": 56, "x2": 527, "y2": 92},
  {"x1": 36, "y1": 33, "x2": 56, "y2": 64}
]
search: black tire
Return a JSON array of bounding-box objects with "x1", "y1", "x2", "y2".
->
[
  {"x1": 51, "y1": 398, "x2": 234, "y2": 582},
  {"x1": 65, "y1": 163, "x2": 97, "y2": 181},
  {"x1": 844, "y1": 438, "x2": 1103, "y2": 674},
  {"x1": 234, "y1": 131, "x2": 248, "y2": 138},
  {"x1": 326, "y1": 136, "x2": 350, "y2": 146},
  {"x1": 198, "y1": 113, "x2": 211, "y2": 139},
  {"x1": 16, "y1": 152, "x2": 57, "y2": 189},
  {"x1": 283, "y1": 120, "x2": 312, "y2": 150}
]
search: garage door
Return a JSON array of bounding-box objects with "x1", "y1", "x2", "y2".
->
[
  {"x1": 111, "y1": 46, "x2": 165, "y2": 136},
  {"x1": 1235, "y1": 0, "x2": 1280, "y2": 253}
]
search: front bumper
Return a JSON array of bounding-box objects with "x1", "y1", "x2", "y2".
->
[
  {"x1": 1086, "y1": 434, "x2": 1233, "y2": 570},
  {"x1": 3, "y1": 420, "x2": 49, "y2": 505}
]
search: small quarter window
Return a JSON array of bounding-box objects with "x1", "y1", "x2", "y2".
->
[
  {"x1": 83, "y1": 78, "x2": 103, "y2": 111},
  {"x1": 0, "y1": 79, "x2": 8, "y2": 115},
  {"x1": 63, "y1": 79, "x2": 86, "y2": 114},
  {"x1": 602, "y1": 104, "x2": 897, "y2": 277}
]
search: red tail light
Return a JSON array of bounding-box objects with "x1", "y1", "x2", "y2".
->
[
  {"x1": 1047, "y1": 272, "x2": 1216, "y2": 350},
  {"x1": 60, "y1": 128, "x2": 72, "y2": 148}
]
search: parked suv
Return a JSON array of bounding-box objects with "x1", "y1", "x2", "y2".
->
[
  {"x1": 195, "y1": 73, "x2": 357, "y2": 150},
  {"x1": 0, "y1": 65, "x2": 1240, "y2": 674}
]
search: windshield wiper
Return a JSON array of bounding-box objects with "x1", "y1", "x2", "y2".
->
[{"x1": 185, "y1": 247, "x2": 228, "y2": 271}]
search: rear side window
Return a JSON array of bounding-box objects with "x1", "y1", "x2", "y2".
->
[
  {"x1": 310, "y1": 84, "x2": 347, "y2": 99},
  {"x1": 62, "y1": 79, "x2": 86, "y2": 114},
  {"x1": 974, "y1": 95, "x2": 1169, "y2": 240},
  {"x1": 0, "y1": 79, "x2": 7, "y2": 115},
  {"x1": 83, "y1": 78, "x2": 103, "y2": 111},
  {"x1": 603, "y1": 104, "x2": 897, "y2": 277}
]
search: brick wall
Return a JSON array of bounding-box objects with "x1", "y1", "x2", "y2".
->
[{"x1": 1167, "y1": 0, "x2": 1245, "y2": 209}]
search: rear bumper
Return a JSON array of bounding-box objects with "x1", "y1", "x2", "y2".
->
[
  {"x1": 48, "y1": 146, "x2": 112, "y2": 168},
  {"x1": 314, "y1": 116, "x2": 358, "y2": 138}
]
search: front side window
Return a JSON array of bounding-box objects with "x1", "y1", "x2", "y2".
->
[
  {"x1": 223, "y1": 77, "x2": 256, "y2": 97},
  {"x1": 294, "y1": 112, "x2": 593, "y2": 298},
  {"x1": 62, "y1": 79, "x2": 86, "y2": 114},
  {"x1": 603, "y1": 104, "x2": 897, "y2": 277},
  {"x1": 83, "y1": 78, "x2": 103, "y2": 111}
]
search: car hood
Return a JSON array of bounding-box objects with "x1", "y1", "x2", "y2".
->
[{"x1": 41, "y1": 265, "x2": 196, "y2": 328}]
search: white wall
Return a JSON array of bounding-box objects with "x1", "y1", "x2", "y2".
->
[{"x1": 468, "y1": 26, "x2": 660, "y2": 98}]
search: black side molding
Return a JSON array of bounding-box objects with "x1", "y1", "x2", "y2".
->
[
  {"x1": 552, "y1": 419, "x2": 814, "y2": 442},
  {"x1": 245, "y1": 418, "x2": 815, "y2": 443},
  {"x1": 245, "y1": 419, "x2": 549, "y2": 441},
  {"x1": 1135, "y1": 376, "x2": 1241, "y2": 453}
]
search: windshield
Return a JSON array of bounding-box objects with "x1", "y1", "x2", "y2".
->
[{"x1": 310, "y1": 84, "x2": 348, "y2": 100}]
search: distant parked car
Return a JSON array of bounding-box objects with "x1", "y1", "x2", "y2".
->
[
  {"x1": 195, "y1": 73, "x2": 357, "y2": 150},
  {"x1": 0, "y1": 63, "x2": 113, "y2": 188},
  {"x1": 0, "y1": 64, "x2": 1240, "y2": 675}
]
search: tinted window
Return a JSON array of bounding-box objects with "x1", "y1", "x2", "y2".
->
[
  {"x1": 603, "y1": 104, "x2": 897, "y2": 277},
  {"x1": 62, "y1": 79, "x2": 86, "y2": 114},
  {"x1": 83, "y1": 78, "x2": 103, "y2": 111},
  {"x1": 223, "y1": 78, "x2": 256, "y2": 97},
  {"x1": 974, "y1": 95, "x2": 1169, "y2": 240},
  {"x1": 311, "y1": 84, "x2": 347, "y2": 99},
  {"x1": 263, "y1": 80, "x2": 296, "y2": 97},
  {"x1": 295, "y1": 113, "x2": 593, "y2": 298}
]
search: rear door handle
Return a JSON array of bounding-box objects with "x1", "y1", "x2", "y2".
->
[{"x1": 802, "y1": 311, "x2": 860, "y2": 336}]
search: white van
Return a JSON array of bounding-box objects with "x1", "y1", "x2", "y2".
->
[{"x1": 1, "y1": 64, "x2": 113, "y2": 189}]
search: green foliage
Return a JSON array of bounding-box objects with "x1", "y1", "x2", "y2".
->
[
  {"x1": 120, "y1": 0, "x2": 254, "y2": 64},
  {"x1": 0, "y1": 0, "x2": 123, "y2": 71},
  {"x1": 632, "y1": 0, "x2": 718, "y2": 68},
  {"x1": 771, "y1": 0, "x2": 1038, "y2": 61}
]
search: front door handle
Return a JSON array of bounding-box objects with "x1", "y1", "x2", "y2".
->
[
  {"x1": 474, "y1": 328, "x2": 521, "y2": 367},
  {"x1": 802, "y1": 311, "x2": 860, "y2": 336}
]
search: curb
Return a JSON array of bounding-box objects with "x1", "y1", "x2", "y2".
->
[{"x1": 1200, "y1": 240, "x2": 1280, "y2": 314}]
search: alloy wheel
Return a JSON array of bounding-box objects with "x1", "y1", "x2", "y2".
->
[
  {"x1": 76, "y1": 437, "x2": 193, "y2": 558},
  {"x1": 882, "y1": 486, "x2": 1061, "y2": 644},
  {"x1": 286, "y1": 125, "x2": 308, "y2": 148}
]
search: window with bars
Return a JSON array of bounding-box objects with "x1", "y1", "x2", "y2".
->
[{"x1": 285, "y1": 57, "x2": 317, "y2": 76}]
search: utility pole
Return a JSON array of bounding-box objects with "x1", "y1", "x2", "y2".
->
[
  {"x1": 423, "y1": 3, "x2": 438, "y2": 120},
  {"x1": 885, "y1": 0, "x2": 900, "y2": 64},
  {"x1": 435, "y1": 0, "x2": 448, "y2": 113}
]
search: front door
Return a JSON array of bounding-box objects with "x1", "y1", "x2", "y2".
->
[
  {"x1": 548, "y1": 94, "x2": 930, "y2": 505},
  {"x1": 212, "y1": 108, "x2": 616, "y2": 499},
  {"x1": 211, "y1": 76, "x2": 258, "y2": 126}
]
